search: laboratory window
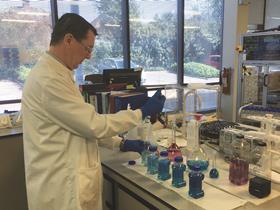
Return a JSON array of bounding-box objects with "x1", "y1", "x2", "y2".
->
[
  {"x1": 129, "y1": 0, "x2": 178, "y2": 85},
  {"x1": 57, "y1": 0, "x2": 123, "y2": 85},
  {"x1": 0, "y1": 0, "x2": 52, "y2": 113}
]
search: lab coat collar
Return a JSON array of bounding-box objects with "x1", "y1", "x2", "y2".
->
[{"x1": 44, "y1": 52, "x2": 75, "y2": 83}]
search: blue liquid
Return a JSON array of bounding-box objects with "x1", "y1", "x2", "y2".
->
[
  {"x1": 189, "y1": 170, "x2": 204, "y2": 199},
  {"x1": 158, "y1": 159, "x2": 171, "y2": 180},
  {"x1": 187, "y1": 160, "x2": 209, "y2": 171},
  {"x1": 141, "y1": 149, "x2": 149, "y2": 166},
  {"x1": 147, "y1": 154, "x2": 158, "y2": 174},
  {"x1": 209, "y1": 168, "x2": 219, "y2": 178},
  {"x1": 172, "y1": 163, "x2": 186, "y2": 188}
]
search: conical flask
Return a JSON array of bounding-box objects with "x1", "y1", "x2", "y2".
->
[
  {"x1": 186, "y1": 117, "x2": 209, "y2": 171},
  {"x1": 167, "y1": 119, "x2": 182, "y2": 161}
]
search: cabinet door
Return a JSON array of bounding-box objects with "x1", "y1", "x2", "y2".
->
[
  {"x1": 103, "y1": 177, "x2": 114, "y2": 210},
  {"x1": 117, "y1": 188, "x2": 151, "y2": 210}
]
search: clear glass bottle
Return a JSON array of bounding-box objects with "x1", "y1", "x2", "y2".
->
[
  {"x1": 189, "y1": 164, "x2": 205, "y2": 199},
  {"x1": 172, "y1": 156, "x2": 186, "y2": 188},
  {"x1": 141, "y1": 116, "x2": 153, "y2": 141},
  {"x1": 167, "y1": 119, "x2": 182, "y2": 161},
  {"x1": 186, "y1": 119, "x2": 209, "y2": 171},
  {"x1": 147, "y1": 145, "x2": 159, "y2": 175},
  {"x1": 141, "y1": 141, "x2": 151, "y2": 166},
  {"x1": 158, "y1": 151, "x2": 171, "y2": 181},
  {"x1": 229, "y1": 134, "x2": 249, "y2": 185},
  {"x1": 222, "y1": 129, "x2": 234, "y2": 161},
  {"x1": 141, "y1": 116, "x2": 153, "y2": 166}
]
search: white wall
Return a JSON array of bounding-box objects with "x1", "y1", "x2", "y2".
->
[
  {"x1": 221, "y1": 0, "x2": 249, "y2": 121},
  {"x1": 248, "y1": 0, "x2": 265, "y2": 26}
]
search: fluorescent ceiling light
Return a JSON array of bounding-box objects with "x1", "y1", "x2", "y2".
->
[
  {"x1": 184, "y1": 26, "x2": 200, "y2": 29},
  {"x1": 104, "y1": 24, "x2": 120, "y2": 27},
  {"x1": 17, "y1": 11, "x2": 49, "y2": 16},
  {"x1": 1, "y1": 19, "x2": 37, "y2": 23}
]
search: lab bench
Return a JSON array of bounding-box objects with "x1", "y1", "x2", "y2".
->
[
  {"x1": 1, "y1": 128, "x2": 280, "y2": 210},
  {"x1": 99, "y1": 145, "x2": 280, "y2": 210}
]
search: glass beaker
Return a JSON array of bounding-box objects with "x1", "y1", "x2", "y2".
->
[
  {"x1": 250, "y1": 139, "x2": 271, "y2": 179},
  {"x1": 229, "y1": 134, "x2": 249, "y2": 185}
]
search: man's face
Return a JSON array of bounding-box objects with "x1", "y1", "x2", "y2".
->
[{"x1": 68, "y1": 30, "x2": 95, "y2": 70}]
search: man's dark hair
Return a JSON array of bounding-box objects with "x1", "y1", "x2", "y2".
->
[{"x1": 50, "y1": 13, "x2": 98, "y2": 46}]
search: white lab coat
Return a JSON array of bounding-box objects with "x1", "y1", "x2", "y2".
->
[{"x1": 22, "y1": 53, "x2": 142, "y2": 210}]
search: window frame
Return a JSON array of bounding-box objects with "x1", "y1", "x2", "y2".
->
[{"x1": 0, "y1": 0, "x2": 223, "y2": 110}]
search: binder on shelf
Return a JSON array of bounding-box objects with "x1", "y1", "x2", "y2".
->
[{"x1": 79, "y1": 83, "x2": 147, "y2": 114}]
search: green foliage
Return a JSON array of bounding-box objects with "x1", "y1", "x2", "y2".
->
[
  {"x1": 130, "y1": 12, "x2": 176, "y2": 69},
  {"x1": 18, "y1": 65, "x2": 31, "y2": 82},
  {"x1": 184, "y1": 62, "x2": 219, "y2": 78}
]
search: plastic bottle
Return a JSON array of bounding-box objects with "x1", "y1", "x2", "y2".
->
[
  {"x1": 189, "y1": 164, "x2": 205, "y2": 199},
  {"x1": 147, "y1": 145, "x2": 159, "y2": 175},
  {"x1": 158, "y1": 151, "x2": 171, "y2": 181},
  {"x1": 172, "y1": 156, "x2": 186, "y2": 188}
]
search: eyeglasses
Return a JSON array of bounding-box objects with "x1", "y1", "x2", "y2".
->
[{"x1": 79, "y1": 41, "x2": 93, "y2": 54}]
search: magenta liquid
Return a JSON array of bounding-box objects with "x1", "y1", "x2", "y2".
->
[
  {"x1": 167, "y1": 143, "x2": 182, "y2": 161},
  {"x1": 229, "y1": 158, "x2": 249, "y2": 185}
]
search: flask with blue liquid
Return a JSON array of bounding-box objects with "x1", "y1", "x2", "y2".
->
[
  {"x1": 188, "y1": 164, "x2": 204, "y2": 199},
  {"x1": 172, "y1": 156, "x2": 186, "y2": 188},
  {"x1": 186, "y1": 118, "x2": 209, "y2": 171},
  {"x1": 158, "y1": 151, "x2": 171, "y2": 181},
  {"x1": 147, "y1": 145, "x2": 159, "y2": 175}
]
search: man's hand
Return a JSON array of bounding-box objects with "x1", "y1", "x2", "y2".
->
[{"x1": 120, "y1": 139, "x2": 146, "y2": 154}]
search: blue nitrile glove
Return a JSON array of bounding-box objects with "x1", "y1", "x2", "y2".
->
[
  {"x1": 119, "y1": 139, "x2": 145, "y2": 154},
  {"x1": 140, "y1": 89, "x2": 166, "y2": 119}
]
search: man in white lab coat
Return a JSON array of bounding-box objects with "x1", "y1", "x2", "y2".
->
[{"x1": 22, "y1": 13, "x2": 165, "y2": 210}]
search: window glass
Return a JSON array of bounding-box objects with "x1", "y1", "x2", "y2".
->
[
  {"x1": 0, "y1": 0, "x2": 52, "y2": 113},
  {"x1": 129, "y1": 0, "x2": 177, "y2": 85},
  {"x1": 184, "y1": 0, "x2": 223, "y2": 112},
  {"x1": 184, "y1": 0, "x2": 223, "y2": 84},
  {"x1": 57, "y1": 0, "x2": 123, "y2": 84},
  {"x1": 265, "y1": 0, "x2": 280, "y2": 29}
]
